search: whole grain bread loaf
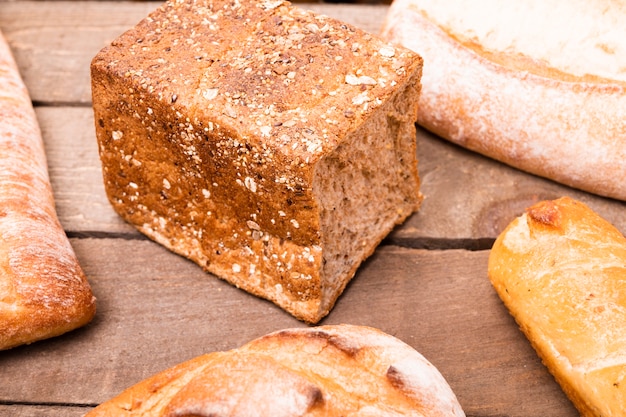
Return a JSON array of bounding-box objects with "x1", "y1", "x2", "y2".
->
[
  {"x1": 91, "y1": 0, "x2": 423, "y2": 323},
  {"x1": 85, "y1": 325, "x2": 465, "y2": 416}
]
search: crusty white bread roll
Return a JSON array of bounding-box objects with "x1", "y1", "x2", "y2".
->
[
  {"x1": 488, "y1": 197, "x2": 626, "y2": 416},
  {"x1": 381, "y1": 0, "x2": 626, "y2": 201},
  {"x1": 0, "y1": 30, "x2": 96, "y2": 350},
  {"x1": 85, "y1": 324, "x2": 465, "y2": 416}
]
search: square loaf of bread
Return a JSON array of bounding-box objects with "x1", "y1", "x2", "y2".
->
[{"x1": 91, "y1": 0, "x2": 423, "y2": 323}]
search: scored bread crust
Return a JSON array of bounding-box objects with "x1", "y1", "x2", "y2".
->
[
  {"x1": 380, "y1": 0, "x2": 626, "y2": 201},
  {"x1": 488, "y1": 197, "x2": 626, "y2": 416},
  {"x1": 0, "y1": 30, "x2": 96, "y2": 350},
  {"x1": 85, "y1": 324, "x2": 465, "y2": 416}
]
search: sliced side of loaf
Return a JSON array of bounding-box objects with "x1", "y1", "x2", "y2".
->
[
  {"x1": 91, "y1": 0, "x2": 423, "y2": 323},
  {"x1": 381, "y1": 0, "x2": 626, "y2": 201}
]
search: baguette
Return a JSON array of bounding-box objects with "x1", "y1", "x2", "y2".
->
[
  {"x1": 380, "y1": 0, "x2": 626, "y2": 201},
  {"x1": 488, "y1": 197, "x2": 626, "y2": 416},
  {"x1": 85, "y1": 324, "x2": 465, "y2": 416},
  {"x1": 91, "y1": 0, "x2": 423, "y2": 323},
  {"x1": 0, "y1": 30, "x2": 96, "y2": 350}
]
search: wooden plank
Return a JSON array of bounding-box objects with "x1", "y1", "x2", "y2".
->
[
  {"x1": 36, "y1": 107, "x2": 136, "y2": 236},
  {"x1": 39, "y1": 106, "x2": 626, "y2": 241},
  {"x1": 0, "y1": 238, "x2": 578, "y2": 416},
  {"x1": 0, "y1": 1, "x2": 387, "y2": 105},
  {"x1": 392, "y1": 127, "x2": 626, "y2": 246},
  {"x1": 0, "y1": 405, "x2": 89, "y2": 417},
  {"x1": 0, "y1": 1, "x2": 159, "y2": 104},
  {"x1": 2, "y1": 1, "x2": 624, "y2": 241}
]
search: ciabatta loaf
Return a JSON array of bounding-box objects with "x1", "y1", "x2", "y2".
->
[
  {"x1": 488, "y1": 197, "x2": 626, "y2": 416},
  {"x1": 0, "y1": 30, "x2": 96, "y2": 350},
  {"x1": 381, "y1": 0, "x2": 626, "y2": 201},
  {"x1": 91, "y1": 0, "x2": 423, "y2": 323},
  {"x1": 85, "y1": 324, "x2": 465, "y2": 416}
]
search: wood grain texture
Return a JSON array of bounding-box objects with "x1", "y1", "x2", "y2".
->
[
  {"x1": 0, "y1": 1, "x2": 622, "y2": 416},
  {"x1": 0, "y1": 405, "x2": 90, "y2": 417},
  {"x1": 395, "y1": 127, "x2": 626, "y2": 246},
  {"x1": 0, "y1": 239, "x2": 578, "y2": 416},
  {"x1": 36, "y1": 105, "x2": 626, "y2": 243},
  {"x1": 1, "y1": 0, "x2": 624, "y2": 243},
  {"x1": 0, "y1": 1, "x2": 386, "y2": 105},
  {"x1": 36, "y1": 107, "x2": 135, "y2": 236}
]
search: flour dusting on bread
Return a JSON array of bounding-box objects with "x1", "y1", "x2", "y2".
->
[
  {"x1": 381, "y1": 0, "x2": 626, "y2": 201},
  {"x1": 0, "y1": 29, "x2": 95, "y2": 350}
]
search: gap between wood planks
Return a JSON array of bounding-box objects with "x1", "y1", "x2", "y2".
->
[
  {"x1": 65, "y1": 229, "x2": 494, "y2": 252},
  {"x1": 0, "y1": 400, "x2": 96, "y2": 409}
]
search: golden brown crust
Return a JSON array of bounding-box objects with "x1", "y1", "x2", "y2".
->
[
  {"x1": 488, "y1": 197, "x2": 626, "y2": 416},
  {"x1": 381, "y1": 0, "x2": 626, "y2": 201},
  {"x1": 86, "y1": 325, "x2": 465, "y2": 416},
  {"x1": 0, "y1": 30, "x2": 96, "y2": 350},
  {"x1": 91, "y1": 0, "x2": 422, "y2": 323}
]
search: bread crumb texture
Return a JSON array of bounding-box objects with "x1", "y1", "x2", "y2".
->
[{"x1": 91, "y1": 0, "x2": 423, "y2": 323}]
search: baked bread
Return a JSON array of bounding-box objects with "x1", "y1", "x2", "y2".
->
[
  {"x1": 85, "y1": 324, "x2": 465, "y2": 416},
  {"x1": 0, "y1": 30, "x2": 96, "y2": 350},
  {"x1": 488, "y1": 197, "x2": 626, "y2": 416},
  {"x1": 380, "y1": 0, "x2": 626, "y2": 201},
  {"x1": 91, "y1": 0, "x2": 423, "y2": 323}
]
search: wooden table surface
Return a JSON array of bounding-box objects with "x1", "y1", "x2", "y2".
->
[{"x1": 1, "y1": 1, "x2": 624, "y2": 416}]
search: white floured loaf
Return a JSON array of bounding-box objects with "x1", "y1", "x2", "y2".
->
[{"x1": 381, "y1": 0, "x2": 626, "y2": 200}]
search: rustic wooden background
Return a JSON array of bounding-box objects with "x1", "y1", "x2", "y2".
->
[{"x1": 1, "y1": 1, "x2": 624, "y2": 416}]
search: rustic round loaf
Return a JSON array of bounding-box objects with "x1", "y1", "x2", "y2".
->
[{"x1": 86, "y1": 324, "x2": 465, "y2": 416}]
